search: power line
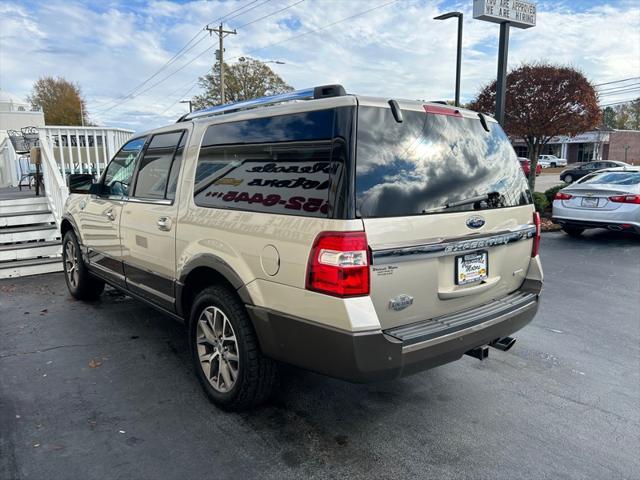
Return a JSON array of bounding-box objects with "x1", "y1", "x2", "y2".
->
[
  {"x1": 158, "y1": 79, "x2": 201, "y2": 116},
  {"x1": 235, "y1": 0, "x2": 306, "y2": 29},
  {"x1": 221, "y1": 0, "x2": 272, "y2": 23},
  {"x1": 600, "y1": 98, "x2": 639, "y2": 107},
  {"x1": 233, "y1": 0, "x2": 401, "y2": 60},
  {"x1": 91, "y1": 0, "x2": 264, "y2": 111},
  {"x1": 598, "y1": 87, "x2": 640, "y2": 97},
  {"x1": 597, "y1": 82, "x2": 640, "y2": 93},
  {"x1": 143, "y1": 1, "x2": 306, "y2": 115},
  {"x1": 594, "y1": 76, "x2": 640, "y2": 87},
  {"x1": 157, "y1": 0, "x2": 400, "y2": 114}
]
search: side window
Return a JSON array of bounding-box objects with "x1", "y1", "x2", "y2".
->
[
  {"x1": 133, "y1": 131, "x2": 184, "y2": 199},
  {"x1": 102, "y1": 137, "x2": 146, "y2": 197},
  {"x1": 193, "y1": 110, "x2": 337, "y2": 217}
]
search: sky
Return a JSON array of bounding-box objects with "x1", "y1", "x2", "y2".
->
[{"x1": 1, "y1": 0, "x2": 639, "y2": 132}]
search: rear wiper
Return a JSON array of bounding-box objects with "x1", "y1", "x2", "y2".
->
[{"x1": 422, "y1": 191, "x2": 500, "y2": 213}]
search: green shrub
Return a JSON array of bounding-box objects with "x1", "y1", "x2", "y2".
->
[
  {"x1": 544, "y1": 184, "x2": 565, "y2": 204},
  {"x1": 533, "y1": 192, "x2": 549, "y2": 213}
]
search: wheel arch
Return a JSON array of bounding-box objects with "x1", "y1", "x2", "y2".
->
[
  {"x1": 61, "y1": 215, "x2": 82, "y2": 243},
  {"x1": 176, "y1": 254, "x2": 253, "y2": 320}
]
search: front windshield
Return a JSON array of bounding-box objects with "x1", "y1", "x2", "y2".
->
[{"x1": 355, "y1": 107, "x2": 532, "y2": 218}]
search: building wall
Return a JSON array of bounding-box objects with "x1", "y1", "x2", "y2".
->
[
  {"x1": 607, "y1": 131, "x2": 640, "y2": 164},
  {"x1": 0, "y1": 111, "x2": 46, "y2": 131}
]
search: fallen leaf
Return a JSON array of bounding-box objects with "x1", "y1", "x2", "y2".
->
[
  {"x1": 32, "y1": 443, "x2": 40, "y2": 448},
  {"x1": 118, "y1": 430, "x2": 126, "y2": 434},
  {"x1": 88, "y1": 359, "x2": 102, "y2": 369}
]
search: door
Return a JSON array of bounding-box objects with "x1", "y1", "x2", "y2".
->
[
  {"x1": 120, "y1": 131, "x2": 187, "y2": 311},
  {"x1": 79, "y1": 137, "x2": 147, "y2": 287}
]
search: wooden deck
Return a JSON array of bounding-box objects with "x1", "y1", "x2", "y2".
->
[{"x1": 0, "y1": 186, "x2": 43, "y2": 201}]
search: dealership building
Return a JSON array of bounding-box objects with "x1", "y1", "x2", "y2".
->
[{"x1": 512, "y1": 128, "x2": 640, "y2": 164}]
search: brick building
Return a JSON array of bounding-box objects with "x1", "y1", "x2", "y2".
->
[{"x1": 512, "y1": 128, "x2": 640, "y2": 165}]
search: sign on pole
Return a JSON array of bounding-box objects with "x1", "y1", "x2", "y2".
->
[{"x1": 473, "y1": 0, "x2": 536, "y2": 29}]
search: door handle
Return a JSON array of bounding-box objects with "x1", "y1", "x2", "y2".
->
[
  {"x1": 105, "y1": 208, "x2": 116, "y2": 221},
  {"x1": 157, "y1": 216, "x2": 172, "y2": 231}
]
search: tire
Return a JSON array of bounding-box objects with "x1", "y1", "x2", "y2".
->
[
  {"x1": 62, "y1": 230, "x2": 105, "y2": 301},
  {"x1": 564, "y1": 174, "x2": 573, "y2": 183},
  {"x1": 189, "y1": 285, "x2": 277, "y2": 411},
  {"x1": 562, "y1": 226, "x2": 584, "y2": 237},
  {"x1": 550, "y1": 162, "x2": 557, "y2": 168}
]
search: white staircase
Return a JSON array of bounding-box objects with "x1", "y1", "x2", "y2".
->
[{"x1": 0, "y1": 196, "x2": 62, "y2": 278}]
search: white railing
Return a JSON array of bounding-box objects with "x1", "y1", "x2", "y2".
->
[
  {"x1": 39, "y1": 126, "x2": 134, "y2": 184},
  {"x1": 39, "y1": 136, "x2": 68, "y2": 228},
  {"x1": 0, "y1": 135, "x2": 19, "y2": 187}
]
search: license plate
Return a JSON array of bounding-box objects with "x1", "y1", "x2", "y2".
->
[
  {"x1": 581, "y1": 197, "x2": 599, "y2": 208},
  {"x1": 455, "y1": 251, "x2": 488, "y2": 285}
]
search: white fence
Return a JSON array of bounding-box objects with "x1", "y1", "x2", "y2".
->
[
  {"x1": 39, "y1": 135, "x2": 68, "y2": 227},
  {"x1": 37, "y1": 126, "x2": 133, "y2": 227},
  {"x1": 39, "y1": 126, "x2": 134, "y2": 184}
]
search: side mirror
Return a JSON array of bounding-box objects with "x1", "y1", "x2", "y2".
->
[{"x1": 67, "y1": 173, "x2": 95, "y2": 194}]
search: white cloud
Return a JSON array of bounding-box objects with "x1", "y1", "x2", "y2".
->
[{"x1": 0, "y1": 0, "x2": 638, "y2": 132}]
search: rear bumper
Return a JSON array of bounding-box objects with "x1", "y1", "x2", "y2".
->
[
  {"x1": 552, "y1": 217, "x2": 640, "y2": 233},
  {"x1": 247, "y1": 287, "x2": 540, "y2": 383}
]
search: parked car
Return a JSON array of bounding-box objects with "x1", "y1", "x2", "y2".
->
[
  {"x1": 552, "y1": 166, "x2": 640, "y2": 236},
  {"x1": 560, "y1": 160, "x2": 630, "y2": 183},
  {"x1": 519, "y1": 157, "x2": 542, "y2": 176},
  {"x1": 538, "y1": 154, "x2": 567, "y2": 168},
  {"x1": 60, "y1": 85, "x2": 543, "y2": 410}
]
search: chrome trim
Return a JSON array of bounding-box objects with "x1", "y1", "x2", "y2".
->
[
  {"x1": 371, "y1": 224, "x2": 536, "y2": 265},
  {"x1": 125, "y1": 197, "x2": 173, "y2": 206}
]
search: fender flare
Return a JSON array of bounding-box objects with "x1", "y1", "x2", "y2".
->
[{"x1": 176, "y1": 253, "x2": 253, "y2": 317}]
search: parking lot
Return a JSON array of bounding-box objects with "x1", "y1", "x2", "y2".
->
[{"x1": 1, "y1": 231, "x2": 638, "y2": 480}]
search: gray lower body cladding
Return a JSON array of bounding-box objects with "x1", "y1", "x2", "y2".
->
[{"x1": 247, "y1": 290, "x2": 539, "y2": 383}]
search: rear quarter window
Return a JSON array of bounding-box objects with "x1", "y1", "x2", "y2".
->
[{"x1": 193, "y1": 109, "x2": 348, "y2": 218}]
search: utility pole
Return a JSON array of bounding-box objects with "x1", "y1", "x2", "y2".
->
[{"x1": 205, "y1": 23, "x2": 237, "y2": 105}]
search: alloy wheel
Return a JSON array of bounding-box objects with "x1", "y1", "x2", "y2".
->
[
  {"x1": 64, "y1": 240, "x2": 79, "y2": 288},
  {"x1": 196, "y1": 306, "x2": 240, "y2": 393}
]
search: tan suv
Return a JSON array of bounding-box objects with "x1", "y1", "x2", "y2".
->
[{"x1": 61, "y1": 85, "x2": 543, "y2": 410}]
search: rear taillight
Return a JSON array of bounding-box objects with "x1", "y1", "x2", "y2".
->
[
  {"x1": 306, "y1": 231, "x2": 370, "y2": 297},
  {"x1": 531, "y1": 212, "x2": 541, "y2": 257},
  {"x1": 609, "y1": 194, "x2": 640, "y2": 204},
  {"x1": 554, "y1": 192, "x2": 573, "y2": 200}
]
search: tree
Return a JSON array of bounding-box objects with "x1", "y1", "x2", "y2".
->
[
  {"x1": 602, "y1": 106, "x2": 617, "y2": 129},
  {"x1": 192, "y1": 58, "x2": 293, "y2": 109},
  {"x1": 28, "y1": 76, "x2": 88, "y2": 126},
  {"x1": 469, "y1": 63, "x2": 600, "y2": 190}
]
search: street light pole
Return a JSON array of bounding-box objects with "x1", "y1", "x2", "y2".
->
[{"x1": 434, "y1": 11, "x2": 463, "y2": 107}]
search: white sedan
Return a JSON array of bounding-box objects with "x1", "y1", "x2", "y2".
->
[
  {"x1": 552, "y1": 166, "x2": 640, "y2": 236},
  {"x1": 538, "y1": 155, "x2": 567, "y2": 168}
]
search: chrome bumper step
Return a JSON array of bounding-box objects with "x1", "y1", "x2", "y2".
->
[{"x1": 384, "y1": 291, "x2": 537, "y2": 346}]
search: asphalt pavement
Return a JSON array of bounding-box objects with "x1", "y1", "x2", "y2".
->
[
  {"x1": 535, "y1": 173, "x2": 564, "y2": 192},
  {"x1": 1, "y1": 231, "x2": 639, "y2": 480}
]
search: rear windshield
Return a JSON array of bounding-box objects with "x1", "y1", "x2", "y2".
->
[
  {"x1": 580, "y1": 171, "x2": 640, "y2": 185},
  {"x1": 355, "y1": 106, "x2": 532, "y2": 218}
]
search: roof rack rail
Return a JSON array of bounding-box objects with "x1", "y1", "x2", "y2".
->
[{"x1": 178, "y1": 84, "x2": 346, "y2": 122}]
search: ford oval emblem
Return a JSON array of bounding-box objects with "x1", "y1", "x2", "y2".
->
[{"x1": 466, "y1": 215, "x2": 485, "y2": 229}]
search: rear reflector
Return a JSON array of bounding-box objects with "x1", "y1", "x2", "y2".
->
[
  {"x1": 423, "y1": 104, "x2": 462, "y2": 117},
  {"x1": 532, "y1": 212, "x2": 541, "y2": 257},
  {"x1": 306, "y1": 231, "x2": 370, "y2": 297},
  {"x1": 554, "y1": 192, "x2": 573, "y2": 200},
  {"x1": 609, "y1": 194, "x2": 640, "y2": 204}
]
